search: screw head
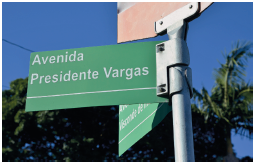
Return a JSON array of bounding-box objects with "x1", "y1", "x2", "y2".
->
[
  {"x1": 189, "y1": 5, "x2": 193, "y2": 9},
  {"x1": 160, "y1": 88, "x2": 166, "y2": 92},
  {"x1": 159, "y1": 21, "x2": 163, "y2": 25},
  {"x1": 159, "y1": 47, "x2": 164, "y2": 52}
]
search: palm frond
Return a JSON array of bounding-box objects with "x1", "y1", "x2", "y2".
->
[
  {"x1": 214, "y1": 41, "x2": 253, "y2": 87},
  {"x1": 193, "y1": 41, "x2": 253, "y2": 136}
]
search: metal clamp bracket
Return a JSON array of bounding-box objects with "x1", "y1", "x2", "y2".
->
[
  {"x1": 155, "y1": 2, "x2": 199, "y2": 35},
  {"x1": 156, "y1": 20, "x2": 193, "y2": 100}
]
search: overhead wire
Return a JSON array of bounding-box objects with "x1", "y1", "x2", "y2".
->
[
  {"x1": 2, "y1": 39, "x2": 33, "y2": 90},
  {"x1": 2, "y1": 85, "x2": 10, "y2": 89},
  {"x1": 2, "y1": 39, "x2": 34, "y2": 52}
]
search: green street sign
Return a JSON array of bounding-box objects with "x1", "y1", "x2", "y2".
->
[
  {"x1": 26, "y1": 41, "x2": 168, "y2": 112},
  {"x1": 118, "y1": 103, "x2": 172, "y2": 156}
]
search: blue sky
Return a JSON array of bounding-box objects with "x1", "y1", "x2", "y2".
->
[{"x1": 2, "y1": 2, "x2": 253, "y2": 159}]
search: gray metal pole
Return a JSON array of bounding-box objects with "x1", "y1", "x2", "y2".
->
[
  {"x1": 171, "y1": 66, "x2": 195, "y2": 162},
  {"x1": 166, "y1": 20, "x2": 195, "y2": 162},
  {"x1": 156, "y1": 20, "x2": 195, "y2": 161}
]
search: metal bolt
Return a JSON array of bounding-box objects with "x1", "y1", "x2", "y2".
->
[
  {"x1": 159, "y1": 47, "x2": 164, "y2": 52},
  {"x1": 160, "y1": 88, "x2": 166, "y2": 92},
  {"x1": 160, "y1": 21, "x2": 163, "y2": 25},
  {"x1": 189, "y1": 5, "x2": 193, "y2": 9}
]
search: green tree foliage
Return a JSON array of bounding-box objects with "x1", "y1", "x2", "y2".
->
[
  {"x1": 2, "y1": 78, "x2": 119, "y2": 161},
  {"x1": 191, "y1": 108, "x2": 227, "y2": 161},
  {"x1": 3, "y1": 77, "x2": 226, "y2": 161},
  {"x1": 2, "y1": 78, "x2": 176, "y2": 161},
  {"x1": 192, "y1": 41, "x2": 253, "y2": 161},
  {"x1": 2, "y1": 79, "x2": 241, "y2": 162},
  {"x1": 2, "y1": 78, "x2": 29, "y2": 161}
]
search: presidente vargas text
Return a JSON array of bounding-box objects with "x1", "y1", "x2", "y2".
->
[{"x1": 29, "y1": 51, "x2": 150, "y2": 84}]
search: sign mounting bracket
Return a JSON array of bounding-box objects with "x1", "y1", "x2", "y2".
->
[{"x1": 154, "y1": 2, "x2": 199, "y2": 35}]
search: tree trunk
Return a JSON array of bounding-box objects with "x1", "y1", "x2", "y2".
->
[{"x1": 223, "y1": 129, "x2": 239, "y2": 162}]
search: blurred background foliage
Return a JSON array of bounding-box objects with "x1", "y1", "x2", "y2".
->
[{"x1": 2, "y1": 42, "x2": 253, "y2": 161}]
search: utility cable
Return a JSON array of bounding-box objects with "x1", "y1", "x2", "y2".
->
[
  {"x1": 2, "y1": 39, "x2": 34, "y2": 52},
  {"x1": 2, "y1": 85, "x2": 10, "y2": 89}
]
